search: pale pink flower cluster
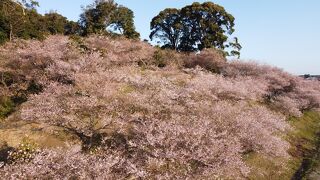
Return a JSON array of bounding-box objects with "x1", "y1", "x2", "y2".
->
[
  {"x1": 1, "y1": 149, "x2": 123, "y2": 179},
  {"x1": 223, "y1": 60, "x2": 320, "y2": 116}
]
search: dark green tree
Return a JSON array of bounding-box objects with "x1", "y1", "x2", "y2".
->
[
  {"x1": 111, "y1": 6, "x2": 140, "y2": 39},
  {"x1": 0, "y1": 0, "x2": 26, "y2": 41},
  {"x1": 0, "y1": 0, "x2": 80, "y2": 44},
  {"x1": 0, "y1": 12, "x2": 9, "y2": 44},
  {"x1": 150, "y1": 2, "x2": 241, "y2": 57},
  {"x1": 79, "y1": 0, "x2": 140, "y2": 39},
  {"x1": 180, "y1": 2, "x2": 235, "y2": 51},
  {"x1": 64, "y1": 21, "x2": 81, "y2": 35},
  {"x1": 79, "y1": 0, "x2": 116, "y2": 35},
  {"x1": 43, "y1": 12, "x2": 68, "y2": 35},
  {"x1": 227, "y1": 37, "x2": 242, "y2": 59},
  {"x1": 149, "y1": 8, "x2": 182, "y2": 50},
  {"x1": 21, "y1": 8, "x2": 46, "y2": 40},
  {"x1": 0, "y1": 0, "x2": 41, "y2": 42}
]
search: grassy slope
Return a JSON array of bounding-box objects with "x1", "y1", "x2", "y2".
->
[
  {"x1": 289, "y1": 111, "x2": 320, "y2": 180},
  {"x1": 246, "y1": 111, "x2": 320, "y2": 180}
]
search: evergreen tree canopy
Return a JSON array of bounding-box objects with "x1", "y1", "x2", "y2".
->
[
  {"x1": 79, "y1": 0, "x2": 140, "y2": 39},
  {"x1": 43, "y1": 12, "x2": 68, "y2": 35},
  {"x1": 150, "y1": 2, "x2": 241, "y2": 57},
  {"x1": 64, "y1": 21, "x2": 81, "y2": 35},
  {"x1": 0, "y1": 0, "x2": 77, "y2": 44},
  {"x1": 0, "y1": 0, "x2": 29, "y2": 41},
  {"x1": 150, "y1": 8, "x2": 183, "y2": 50}
]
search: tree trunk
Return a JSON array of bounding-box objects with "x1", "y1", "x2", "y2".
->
[
  {"x1": 21, "y1": 6, "x2": 25, "y2": 16},
  {"x1": 9, "y1": 24, "x2": 13, "y2": 42}
]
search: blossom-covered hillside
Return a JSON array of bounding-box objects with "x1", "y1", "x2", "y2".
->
[{"x1": 0, "y1": 36, "x2": 319, "y2": 179}]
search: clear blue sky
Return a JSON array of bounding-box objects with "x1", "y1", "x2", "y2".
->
[{"x1": 37, "y1": 0, "x2": 320, "y2": 75}]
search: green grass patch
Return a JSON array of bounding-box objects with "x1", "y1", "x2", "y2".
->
[
  {"x1": 246, "y1": 111, "x2": 320, "y2": 180},
  {"x1": 119, "y1": 84, "x2": 136, "y2": 94},
  {"x1": 245, "y1": 152, "x2": 293, "y2": 180},
  {"x1": 0, "y1": 96, "x2": 15, "y2": 120},
  {"x1": 288, "y1": 111, "x2": 320, "y2": 179}
]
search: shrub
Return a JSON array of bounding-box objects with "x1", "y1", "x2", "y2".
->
[
  {"x1": 83, "y1": 35, "x2": 154, "y2": 66},
  {"x1": 8, "y1": 139, "x2": 38, "y2": 164},
  {"x1": 0, "y1": 31, "x2": 7, "y2": 45},
  {"x1": 0, "y1": 141, "x2": 14, "y2": 166},
  {"x1": 152, "y1": 49, "x2": 167, "y2": 68},
  {"x1": 184, "y1": 49, "x2": 226, "y2": 73},
  {"x1": 0, "y1": 96, "x2": 14, "y2": 119}
]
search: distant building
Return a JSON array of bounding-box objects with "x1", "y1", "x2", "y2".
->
[{"x1": 300, "y1": 74, "x2": 320, "y2": 81}]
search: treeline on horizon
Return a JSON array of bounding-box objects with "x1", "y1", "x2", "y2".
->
[
  {"x1": 0, "y1": 0, "x2": 138, "y2": 41},
  {"x1": 0, "y1": 0, "x2": 241, "y2": 57}
]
